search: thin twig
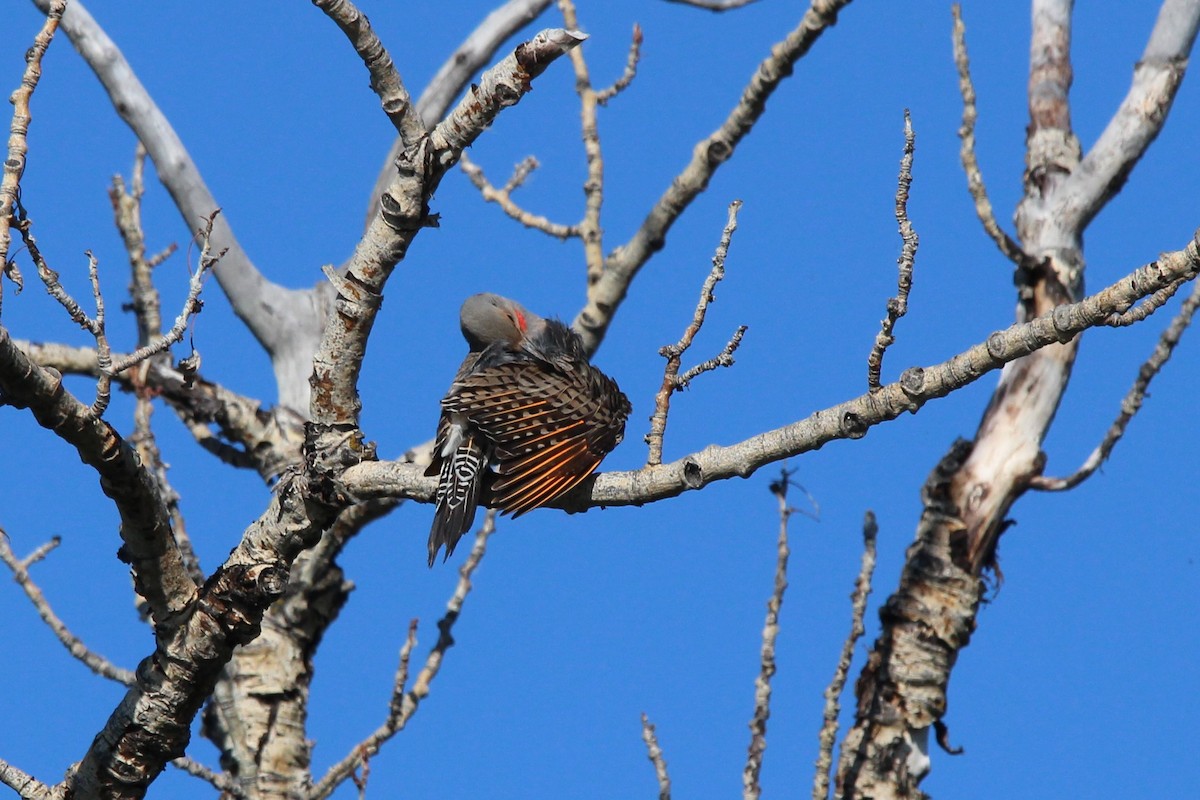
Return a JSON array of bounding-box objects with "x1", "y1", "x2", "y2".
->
[
  {"x1": 0, "y1": 1, "x2": 65, "y2": 274},
  {"x1": 572, "y1": 0, "x2": 854, "y2": 354},
  {"x1": 311, "y1": 0, "x2": 425, "y2": 145},
  {"x1": 88, "y1": 251, "x2": 115, "y2": 414},
  {"x1": 15, "y1": 212, "x2": 101, "y2": 336},
  {"x1": 867, "y1": 111, "x2": 918, "y2": 392},
  {"x1": 1031, "y1": 279, "x2": 1200, "y2": 491},
  {"x1": 558, "y1": 0, "x2": 607, "y2": 286},
  {"x1": 646, "y1": 200, "x2": 746, "y2": 466},
  {"x1": 170, "y1": 756, "x2": 242, "y2": 798},
  {"x1": 0, "y1": 529, "x2": 136, "y2": 686},
  {"x1": 640, "y1": 713, "x2": 671, "y2": 800},
  {"x1": 110, "y1": 150, "x2": 202, "y2": 580},
  {"x1": 108, "y1": 210, "x2": 223, "y2": 376},
  {"x1": 745, "y1": 468, "x2": 794, "y2": 800},
  {"x1": 459, "y1": 153, "x2": 578, "y2": 239},
  {"x1": 596, "y1": 24, "x2": 643, "y2": 105},
  {"x1": 310, "y1": 512, "x2": 496, "y2": 800},
  {"x1": 1103, "y1": 275, "x2": 1188, "y2": 327},
  {"x1": 812, "y1": 511, "x2": 877, "y2": 800},
  {"x1": 952, "y1": 4, "x2": 1027, "y2": 268}
]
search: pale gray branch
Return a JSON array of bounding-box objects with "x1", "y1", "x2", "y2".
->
[
  {"x1": 1031, "y1": 279, "x2": 1200, "y2": 491},
  {"x1": 310, "y1": 513, "x2": 495, "y2": 800},
  {"x1": 640, "y1": 714, "x2": 671, "y2": 800},
  {"x1": 0, "y1": 531, "x2": 136, "y2": 686},
  {"x1": 573, "y1": 0, "x2": 854, "y2": 355},
  {"x1": 1062, "y1": 0, "x2": 1200, "y2": 231},
  {"x1": 813, "y1": 511, "x2": 877, "y2": 800},
  {"x1": 866, "y1": 111, "x2": 917, "y2": 392},
  {"x1": 0, "y1": 756, "x2": 55, "y2": 800},
  {"x1": 311, "y1": 28, "x2": 585, "y2": 429},
  {"x1": 29, "y1": 0, "x2": 326, "y2": 412},
  {"x1": 342, "y1": 229, "x2": 1200, "y2": 508},
  {"x1": 364, "y1": 0, "x2": 555, "y2": 225},
  {"x1": 951, "y1": 4, "x2": 1027, "y2": 267},
  {"x1": 744, "y1": 474, "x2": 793, "y2": 800}
]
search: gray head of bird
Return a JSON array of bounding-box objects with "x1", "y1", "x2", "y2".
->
[{"x1": 459, "y1": 293, "x2": 544, "y2": 351}]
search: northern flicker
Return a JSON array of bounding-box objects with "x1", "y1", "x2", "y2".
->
[{"x1": 426, "y1": 293, "x2": 631, "y2": 565}]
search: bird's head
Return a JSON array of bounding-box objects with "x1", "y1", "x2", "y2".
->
[{"x1": 460, "y1": 293, "x2": 540, "y2": 351}]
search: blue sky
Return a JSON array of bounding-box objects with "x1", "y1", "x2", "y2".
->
[{"x1": 2, "y1": 1, "x2": 1197, "y2": 798}]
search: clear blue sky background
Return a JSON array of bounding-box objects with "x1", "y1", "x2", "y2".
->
[{"x1": 2, "y1": 2, "x2": 1197, "y2": 798}]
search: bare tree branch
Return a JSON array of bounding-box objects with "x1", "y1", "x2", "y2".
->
[
  {"x1": 572, "y1": 0, "x2": 854, "y2": 355},
  {"x1": 169, "y1": 756, "x2": 242, "y2": 798},
  {"x1": 15, "y1": 337, "x2": 306, "y2": 484},
  {"x1": 1031, "y1": 279, "x2": 1200, "y2": 491},
  {"x1": 813, "y1": 511, "x2": 876, "y2": 800},
  {"x1": 459, "y1": 153, "x2": 578, "y2": 239},
  {"x1": 0, "y1": 328, "x2": 196, "y2": 632},
  {"x1": 646, "y1": 201, "x2": 745, "y2": 466},
  {"x1": 310, "y1": 27, "x2": 585, "y2": 431},
  {"x1": 28, "y1": 0, "x2": 326, "y2": 412},
  {"x1": 867, "y1": 111, "x2": 918, "y2": 392},
  {"x1": 0, "y1": 756, "x2": 55, "y2": 800},
  {"x1": 310, "y1": 513, "x2": 495, "y2": 800},
  {"x1": 1061, "y1": 0, "x2": 1200, "y2": 231},
  {"x1": 559, "y1": 0, "x2": 614, "y2": 286},
  {"x1": 838, "y1": 5, "x2": 1200, "y2": 793},
  {"x1": 596, "y1": 24, "x2": 643, "y2": 105},
  {"x1": 311, "y1": 0, "x2": 425, "y2": 145},
  {"x1": 343, "y1": 228, "x2": 1200, "y2": 509},
  {"x1": 0, "y1": 1, "x2": 63, "y2": 273},
  {"x1": 640, "y1": 713, "x2": 671, "y2": 800},
  {"x1": 951, "y1": 4, "x2": 1027, "y2": 268},
  {"x1": 0, "y1": 531, "x2": 135, "y2": 685},
  {"x1": 364, "y1": 0, "x2": 555, "y2": 225},
  {"x1": 744, "y1": 470, "x2": 794, "y2": 800}
]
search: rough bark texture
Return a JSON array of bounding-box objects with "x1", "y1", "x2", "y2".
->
[{"x1": 833, "y1": 1, "x2": 1200, "y2": 796}]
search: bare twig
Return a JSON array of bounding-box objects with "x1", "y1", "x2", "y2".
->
[
  {"x1": 0, "y1": 1, "x2": 65, "y2": 272},
  {"x1": 0, "y1": 755, "x2": 54, "y2": 800},
  {"x1": 459, "y1": 153, "x2": 578, "y2": 239},
  {"x1": 745, "y1": 468, "x2": 794, "y2": 800},
  {"x1": 0, "y1": 530, "x2": 135, "y2": 685},
  {"x1": 812, "y1": 511, "x2": 877, "y2": 800},
  {"x1": 108, "y1": 210, "x2": 221, "y2": 377},
  {"x1": 364, "y1": 0, "x2": 556, "y2": 225},
  {"x1": 640, "y1": 713, "x2": 671, "y2": 800},
  {"x1": 14, "y1": 213, "x2": 101, "y2": 336},
  {"x1": 87, "y1": 252, "x2": 116, "y2": 415},
  {"x1": 573, "y1": 0, "x2": 854, "y2": 354},
  {"x1": 109, "y1": 150, "x2": 201, "y2": 580},
  {"x1": 31, "y1": 0, "x2": 311, "y2": 408},
  {"x1": 596, "y1": 24, "x2": 643, "y2": 105},
  {"x1": 559, "y1": 0, "x2": 608, "y2": 286},
  {"x1": 646, "y1": 201, "x2": 746, "y2": 466},
  {"x1": 1031, "y1": 280, "x2": 1200, "y2": 491},
  {"x1": 1060, "y1": 0, "x2": 1200, "y2": 232},
  {"x1": 867, "y1": 111, "x2": 918, "y2": 392},
  {"x1": 345, "y1": 226, "x2": 1200, "y2": 509},
  {"x1": 1102, "y1": 275, "x2": 1188, "y2": 326},
  {"x1": 311, "y1": 0, "x2": 425, "y2": 145},
  {"x1": 952, "y1": 4, "x2": 1027, "y2": 268},
  {"x1": 310, "y1": 513, "x2": 496, "y2": 800},
  {"x1": 169, "y1": 756, "x2": 241, "y2": 798}
]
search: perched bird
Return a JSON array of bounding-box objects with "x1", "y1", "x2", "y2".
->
[{"x1": 426, "y1": 293, "x2": 631, "y2": 565}]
